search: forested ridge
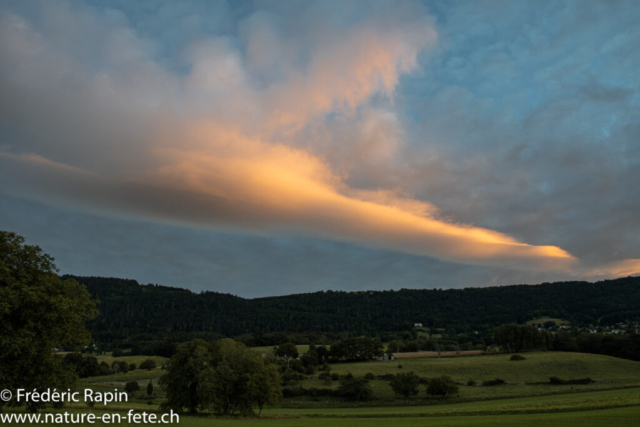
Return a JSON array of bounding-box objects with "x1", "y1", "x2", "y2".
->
[{"x1": 65, "y1": 275, "x2": 640, "y2": 345}]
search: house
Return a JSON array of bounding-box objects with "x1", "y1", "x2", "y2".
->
[{"x1": 414, "y1": 323, "x2": 423, "y2": 327}]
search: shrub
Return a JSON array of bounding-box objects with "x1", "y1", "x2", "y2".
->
[
  {"x1": 482, "y1": 378, "x2": 505, "y2": 386},
  {"x1": 337, "y1": 378, "x2": 374, "y2": 401},
  {"x1": 426, "y1": 375, "x2": 459, "y2": 397},
  {"x1": 398, "y1": 364, "x2": 403, "y2": 369},
  {"x1": 281, "y1": 369, "x2": 305, "y2": 386},
  {"x1": 99, "y1": 362, "x2": 112, "y2": 376},
  {"x1": 139, "y1": 358, "x2": 157, "y2": 371},
  {"x1": 129, "y1": 363, "x2": 137, "y2": 371},
  {"x1": 389, "y1": 372, "x2": 420, "y2": 398},
  {"x1": 510, "y1": 354, "x2": 526, "y2": 361},
  {"x1": 467, "y1": 379, "x2": 476, "y2": 386},
  {"x1": 549, "y1": 377, "x2": 593, "y2": 385},
  {"x1": 125, "y1": 381, "x2": 140, "y2": 394},
  {"x1": 330, "y1": 373, "x2": 340, "y2": 381},
  {"x1": 318, "y1": 372, "x2": 330, "y2": 380},
  {"x1": 112, "y1": 349, "x2": 125, "y2": 357},
  {"x1": 364, "y1": 373, "x2": 375, "y2": 380}
]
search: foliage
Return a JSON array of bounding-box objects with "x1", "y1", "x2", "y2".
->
[
  {"x1": 493, "y1": 324, "x2": 544, "y2": 352},
  {"x1": 160, "y1": 338, "x2": 281, "y2": 415},
  {"x1": 426, "y1": 375, "x2": 459, "y2": 397},
  {"x1": 482, "y1": 378, "x2": 506, "y2": 386},
  {"x1": 147, "y1": 380, "x2": 153, "y2": 396},
  {"x1": 328, "y1": 337, "x2": 383, "y2": 362},
  {"x1": 336, "y1": 377, "x2": 374, "y2": 401},
  {"x1": 69, "y1": 274, "x2": 640, "y2": 346},
  {"x1": 389, "y1": 371, "x2": 421, "y2": 398},
  {"x1": 140, "y1": 358, "x2": 157, "y2": 370},
  {"x1": 276, "y1": 342, "x2": 299, "y2": 358},
  {"x1": 63, "y1": 353, "x2": 101, "y2": 378},
  {"x1": 510, "y1": 354, "x2": 526, "y2": 361},
  {"x1": 159, "y1": 340, "x2": 216, "y2": 413},
  {"x1": 549, "y1": 376, "x2": 593, "y2": 385},
  {"x1": 0, "y1": 231, "x2": 97, "y2": 411},
  {"x1": 125, "y1": 381, "x2": 140, "y2": 394}
]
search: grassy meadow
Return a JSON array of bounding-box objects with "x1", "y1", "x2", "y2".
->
[{"x1": 32, "y1": 351, "x2": 640, "y2": 426}]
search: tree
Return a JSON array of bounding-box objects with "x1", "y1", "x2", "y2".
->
[
  {"x1": 63, "y1": 353, "x2": 101, "y2": 378},
  {"x1": 247, "y1": 361, "x2": 281, "y2": 416},
  {"x1": 140, "y1": 358, "x2": 157, "y2": 370},
  {"x1": 0, "y1": 231, "x2": 97, "y2": 411},
  {"x1": 160, "y1": 339, "x2": 281, "y2": 415},
  {"x1": 426, "y1": 375, "x2": 459, "y2": 398},
  {"x1": 389, "y1": 372, "x2": 420, "y2": 398},
  {"x1": 328, "y1": 337, "x2": 383, "y2": 362},
  {"x1": 275, "y1": 342, "x2": 299, "y2": 358},
  {"x1": 147, "y1": 380, "x2": 154, "y2": 397},
  {"x1": 125, "y1": 381, "x2": 140, "y2": 394},
  {"x1": 336, "y1": 377, "x2": 374, "y2": 401},
  {"x1": 159, "y1": 340, "x2": 216, "y2": 413}
]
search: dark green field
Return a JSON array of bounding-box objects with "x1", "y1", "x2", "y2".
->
[{"x1": 54, "y1": 350, "x2": 640, "y2": 426}]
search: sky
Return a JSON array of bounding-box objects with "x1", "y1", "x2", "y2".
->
[{"x1": 1, "y1": 0, "x2": 639, "y2": 297}]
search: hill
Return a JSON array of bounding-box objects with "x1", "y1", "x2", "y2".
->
[{"x1": 64, "y1": 275, "x2": 640, "y2": 345}]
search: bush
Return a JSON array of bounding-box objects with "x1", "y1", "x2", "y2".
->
[
  {"x1": 112, "y1": 349, "x2": 125, "y2": 357},
  {"x1": 139, "y1": 358, "x2": 157, "y2": 371},
  {"x1": 99, "y1": 362, "x2": 112, "y2": 376},
  {"x1": 389, "y1": 371, "x2": 420, "y2": 398},
  {"x1": 129, "y1": 363, "x2": 137, "y2": 371},
  {"x1": 510, "y1": 354, "x2": 526, "y2": 361},
  {"x1": 282, "y1": 386, "x2": 334, "y2": 398},
  {"x1": 426, "y1": 375, "x2": 459, "y2": 397},
  {"x1": 125, "y1": 381, "x2": 140, "y2": 394},
  {"x1": 398, "y1": 364, "x2": 403, "y2": 369},
  {"x1": 482, "y1": 378, "x2": 505, "y2": 386},
  {"x1": 549, "y1": 377, "x2": 593, "y2": 385},
  {"x1": 364, "y1": 373, "x2": 375, "y2": 380},
  {"x1": 318, "y1": 372, "x2": 331, "y2": 380},
  {"x1": 467, "y1": 379, "x2": 476, "y2": 386},
  {"x1": 281, "y1": 369, "x2": 305, "y2": 386},
  {"x1": 337, "y1": 378, "x2": 374, "y2": 401},
  {"x1": 330, "y1": 373, "x2": 340, "y2": 381}
]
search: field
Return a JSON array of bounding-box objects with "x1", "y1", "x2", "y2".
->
[
  {"x1": 4, "y1": 398, "x2": 640, "y2": 426},
  {"x1": 22, "y1": 351, "x2": 640, "y2": 426}
]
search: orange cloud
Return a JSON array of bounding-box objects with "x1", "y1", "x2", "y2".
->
[{"x1": 0, "y1": 121, "x2": 577, "y2": 272}]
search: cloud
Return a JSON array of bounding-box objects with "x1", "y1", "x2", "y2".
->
[{"x1": 0, "y1": 0, "x2": 638, "y2": 283}]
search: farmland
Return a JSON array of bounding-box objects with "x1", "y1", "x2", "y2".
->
[{"x1": 64, "y1": 349, "x2": 640, "y2": 427}]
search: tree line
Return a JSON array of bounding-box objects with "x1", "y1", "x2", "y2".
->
[
  {"x1": 492, "y1": 324, "x2": 640, "y2": 361},
  {"x1": 67, "y1": 274, "x2": 640, "y2": 352}
]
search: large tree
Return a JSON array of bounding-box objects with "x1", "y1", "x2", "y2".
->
[
  {"x1": 0, "y1": 231, "x2": 97, "y2": 410},
  {"x1": 160, "y1": 338, "x2": 281, "y2": 415},
  {"x1": 389, "y1": 372, "x2": 421, "y2": 398}
]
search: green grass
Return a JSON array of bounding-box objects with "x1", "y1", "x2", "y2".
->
[
  {"x1": 267, "y1": 387, "x2": 640, "y2": 416},
  {"x1": 3, "y1": 406, "x2": 640, "y2": 426},
  {"x1": 326, "y1": 351, "x2": 640, "y2": 384},
  {"x1": 282, "y1": 351, "x2": 640, "y2": 405}
]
